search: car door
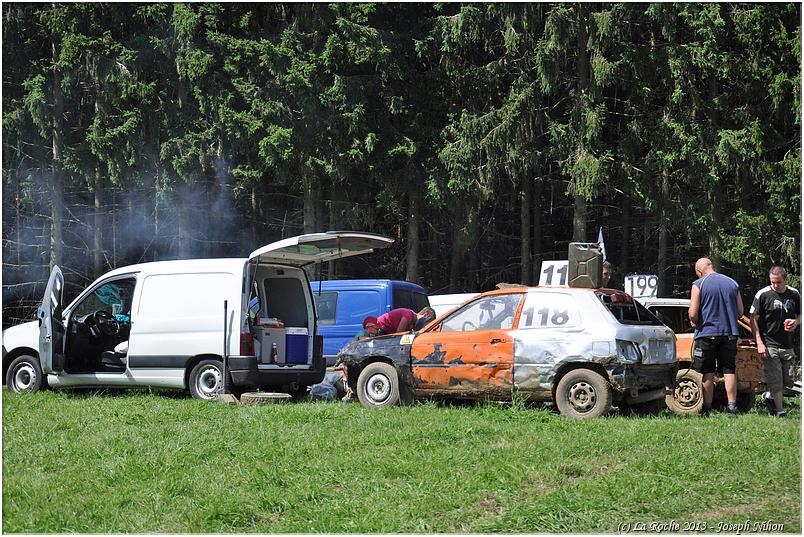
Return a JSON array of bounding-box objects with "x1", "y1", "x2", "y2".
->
[
  {"x1": 409, "y1": 293, "x2": 524, "y2": 398},
  {"x1": 39, "y1": 266, "x2": 66, "y2": 374}
]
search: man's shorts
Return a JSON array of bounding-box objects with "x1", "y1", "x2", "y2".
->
[
  {"x1": 693, "y1": 336, "x2": 737, "y2": 375},
  {"x1": 763, "y1": 347, "x2": 796, "y2": 393}
]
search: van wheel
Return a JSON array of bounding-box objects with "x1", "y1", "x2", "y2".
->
[
  {"x1": 666, "y1": 369, "x2": 703, "y2": 414},
  {"x1": 189, "y1": 360, "x2": 224, "y2": 400},
  {"x1": 6, "y1": 355, "x2": 46, "y2": 393},
  {"x1": 356, "y1": 362, "x2": 400, "y2": 408},
  {"x1": 555, "y1": 369, "x2": 612, "y2": 419}
]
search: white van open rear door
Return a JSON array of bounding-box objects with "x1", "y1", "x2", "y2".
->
[
  {"x1": 248, "y1": 231, "x2": 394, "y2": 266},
  {"x1": 39, "y1": 266, "x2": 66, "y2": 374}
]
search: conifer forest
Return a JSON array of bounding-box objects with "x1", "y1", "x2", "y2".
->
[{"x1": 2, "y1": 3, "x2": 801, "y2": 327}]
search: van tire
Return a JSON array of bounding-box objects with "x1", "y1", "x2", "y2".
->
[
  {"x1": 189, "y1": 359, "x2": 224, "y2": 400},
  {"x1": 555, "y1": 368, "x2": 612, "y2": 419},
  {"x1": 356, "y1": 362, "x2": 400, "y2": 408},
  {"x1": 666, "y1": 369, "x2": 704, "y2": 414},
  {"x1": 6, "y1": 355, "x2": 46, "y2": 393}
]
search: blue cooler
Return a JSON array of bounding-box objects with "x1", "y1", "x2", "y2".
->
[{"x1": 285, "y1": 328, "x2": 309, "y2": 364}]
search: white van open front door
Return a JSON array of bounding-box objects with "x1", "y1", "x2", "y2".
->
[
  {"x1": 248, "y1": 231, "x2": 394, "y2": 266},
  {"x1": 39, "y1": 266, "x2": 66, "y2": 374}
]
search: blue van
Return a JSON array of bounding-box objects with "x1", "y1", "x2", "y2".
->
[{"x1": 310, "y1": 279, "x2": 430, "y2": 364}]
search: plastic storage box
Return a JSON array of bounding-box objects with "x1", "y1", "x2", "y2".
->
[{"x1": 285, "y1": 327, "x2": 309, "y2": 364}]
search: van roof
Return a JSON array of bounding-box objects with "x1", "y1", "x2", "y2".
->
[
  {"x1": 309, "y1": 279, "x2": 427, "y2": 292},
  {"x1": 100, "y1": 258, "x2": 249, "y2": 279}
]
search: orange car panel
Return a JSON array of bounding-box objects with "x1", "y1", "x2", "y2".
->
[{"x1": 410, "y1": 329, "x2": 514, "y2": 397}]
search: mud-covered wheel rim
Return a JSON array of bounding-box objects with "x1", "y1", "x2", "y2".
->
[
  {"x1": 567, "y1": 381, "x2": 597, "y2": 413},
  {"x1": 195, "y1": 365, "x2": 222, "y2": 399},
  {"x1": 11, "y1": 362, "x2": 37, "y2": 392},
  {"x1": 673, "y1": 377, "x2": 701, "y2": 410},
  {"x1": 364, "y1": 372, "x2": 392, "y2": 404}
]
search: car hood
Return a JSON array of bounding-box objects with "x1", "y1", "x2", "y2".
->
[{"x1": 337, "y1": 333, "x2": 408, "y2": 365}]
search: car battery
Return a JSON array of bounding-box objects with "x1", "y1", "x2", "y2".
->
[
  {"x1": 568, "y1": 242, "x2": 603, "y2": 288},
  {"x1": 260, "y1": 327, "x2": 286, "y2": 364},
  {"x1": 285, "y1": 327, "x2": 309, "y2": 364}
]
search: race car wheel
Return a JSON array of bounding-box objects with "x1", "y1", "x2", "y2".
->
[
  {"x1": 6, "y1": 355, "x2": 46, "y2": 393},
  {"x1": 666, "y1": 369, "x2": 704, "y2": 414},
  {"x1": 356, "y1": 362, "x2": 400, "y2": 409},
  {"x1": 555, "y1": 368, "x2": 612, "y2": 419}
]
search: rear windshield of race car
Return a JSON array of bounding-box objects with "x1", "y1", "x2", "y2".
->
[{"x1": 597, "y1": 292, "x2": 664, "y2": 325}]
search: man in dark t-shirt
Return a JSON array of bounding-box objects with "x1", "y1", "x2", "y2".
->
[
  {"x1": 688, "y1": 257, "x2": 744, "y2": 416},
  {"x1": 750, "y1": 266, "x2": 801, "y2": 417}
]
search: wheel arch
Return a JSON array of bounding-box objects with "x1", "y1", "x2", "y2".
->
[
  {"x1": 551, "y1": 362, "x2": 609, "y2": 404},
  {"x1": 345, "y1": 356, "x2": 396, "y2": 391},
  {"x1": 3, "y1": 347, "x2": 40, "y2": 385},
  {"x1": 183, "y1": 353, "x2": 222, "y2": 390}
]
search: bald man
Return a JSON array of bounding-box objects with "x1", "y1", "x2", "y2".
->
[{"x1": 688, "y1": 258, "x2": 745, "y2": 416}]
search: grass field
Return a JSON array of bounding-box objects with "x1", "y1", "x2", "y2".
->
[{"x1": 3, "y1": 389, "x2": 801, "y2": 534}]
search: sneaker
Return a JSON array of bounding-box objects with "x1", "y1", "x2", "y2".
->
[
  {"x1": 700, "y1": 408, "x2": 711, "y2": 418},
  {"x1": 776, "y1": 411, "x2": 787, "y2": 418},
  {"x1": 727, "y1": 405, "x2": 738, "y2": 417},
  {"x1": 762, "y1": 392, "x2": 775, "y2": 415}
]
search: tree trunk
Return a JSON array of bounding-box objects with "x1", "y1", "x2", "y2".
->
[
  {"x1": 520, "y1": 176, "x2": 531, "y2": 285},
  {"x1": 178, "y1": 192, "x2": 191, "y2": 259},
  {"x1": 93, "y1": 164, "x2": 104, "y2": 275},
  {"x1": 251, "y1": 185, "x2": 259, "y2": 244},
  {"x1": 657, "y1": 169, "x2": 669, "y2": 296},
  {"x1": 572, "y1": 4, "x2": 590, "y2": 244},
  {"x1": 50, "y1": 29, "x2": 64, "y2": 270},
  {"x1": 531, "y1": 177, "x2": 543, "y2": 283},
  {"x1": 573, "y1": 195, "x2": 587, "y2": 242},
  {"x1": 448, "y1": 204, "x2": 464, "y2": 291},
  {"x1": 302, "y1": 168, "x2": 318, "y2": 234},
  {"x1": 405, "y1": 194, "x2": 420, "y2": 283},
  {"x1": 619, "y1": 193, "x2": 631, "y2": 275},
  {"x1": 709, "y1": 188, "x2": 722, "y2": 270}
]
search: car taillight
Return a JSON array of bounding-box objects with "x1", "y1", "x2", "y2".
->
[
  {"x1": 616, "y1": 339, "x2": 641, "y2": 362},
  {"x1": 240, "y1": 332, "x2": 255, "y2": 356},
  {"x1": 611, "y1": 293, "x2": 633, "y2": 303}
]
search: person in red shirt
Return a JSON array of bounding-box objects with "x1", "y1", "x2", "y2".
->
[{"x1": 377, "y1": 307, "x2": 435, "y2": 335}]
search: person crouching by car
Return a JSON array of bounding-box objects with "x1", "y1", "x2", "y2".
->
[
  {"x1": 377, "y1": 307, "x2": 435, "y2": 335},
  {"x1": 353, "y1": 316, "x2": 380, "y2": 341}
]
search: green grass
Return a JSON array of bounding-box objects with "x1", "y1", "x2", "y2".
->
[{"x1": 3, "y1": 390, "x2": 801, "y2": 533}]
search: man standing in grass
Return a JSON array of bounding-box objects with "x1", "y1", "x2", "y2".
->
[
  {"x1": 688, "y1": 257, "x2": 744, "y2": 417},
  {"x1": 750, "y1": 266, "x2": 800, "y2": 418}
]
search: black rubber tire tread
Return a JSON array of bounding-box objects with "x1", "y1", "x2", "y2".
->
[
  {"x1": 5, "y1": 355, "x2": 46, "y2": 393},
  {"x1": 666, "y1": 369, "x2": 704, "y2": 414},
  {"x1": 555, "y1": 368, "x2": 612, "y2": 419},
  {"x1": 188, "y1": 359, "x2": 224, "y2": 400},
  {"x1": 356, "y1": 362, "x2": 401, "y2": 409}
]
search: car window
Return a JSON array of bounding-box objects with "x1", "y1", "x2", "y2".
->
[
  {"x1": 518, "y1": 292, "x2": 580, "y2": 329},
  {"x1": 441, "y1": 294, "x2": 522, "y2": 332},
  {"x1": 393, "y1": 288, "x2": 414, "y2": 310},
  {"x1": 413, "y1": 292, "x2": 430, "y2": 311},
  {"x1": 312, "y1": 292, "x2": 338, "y2": 326},
  {"x1": 648, "y1": 305, "x2": 693, "y2": 333},
  {"x1": 72, "y1": 278, "x2": 136, "y2": 322},
  {"x1": 599, "y1": 293, "x2": 663, "y2": 325}
]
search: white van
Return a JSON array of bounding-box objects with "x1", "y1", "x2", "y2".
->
[
  {"x1": 2, "y1": 232, "x2": 393, "y2": 399},
  {"x1": 428, "y1": 293, "x2": 480, "y2": 317}
]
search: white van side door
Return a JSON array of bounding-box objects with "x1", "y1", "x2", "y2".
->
[{"x1": 39, "y1": 266, "x2": 66, "y2": 374}]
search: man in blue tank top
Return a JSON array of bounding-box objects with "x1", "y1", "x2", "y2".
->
[{"x1": 688, "y1": 257, "x2": 745, "y2": 416}]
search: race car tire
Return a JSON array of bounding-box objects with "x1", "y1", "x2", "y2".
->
[
  {"x1": 356, "y1": 362, "x2": 400, "y2": 409},
  {"x1": 555, "y1": 368, "x2": 612, "y2": 419},
  {"x1": 666, "y1": 369, "x2": 704, "y2": 414}
]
